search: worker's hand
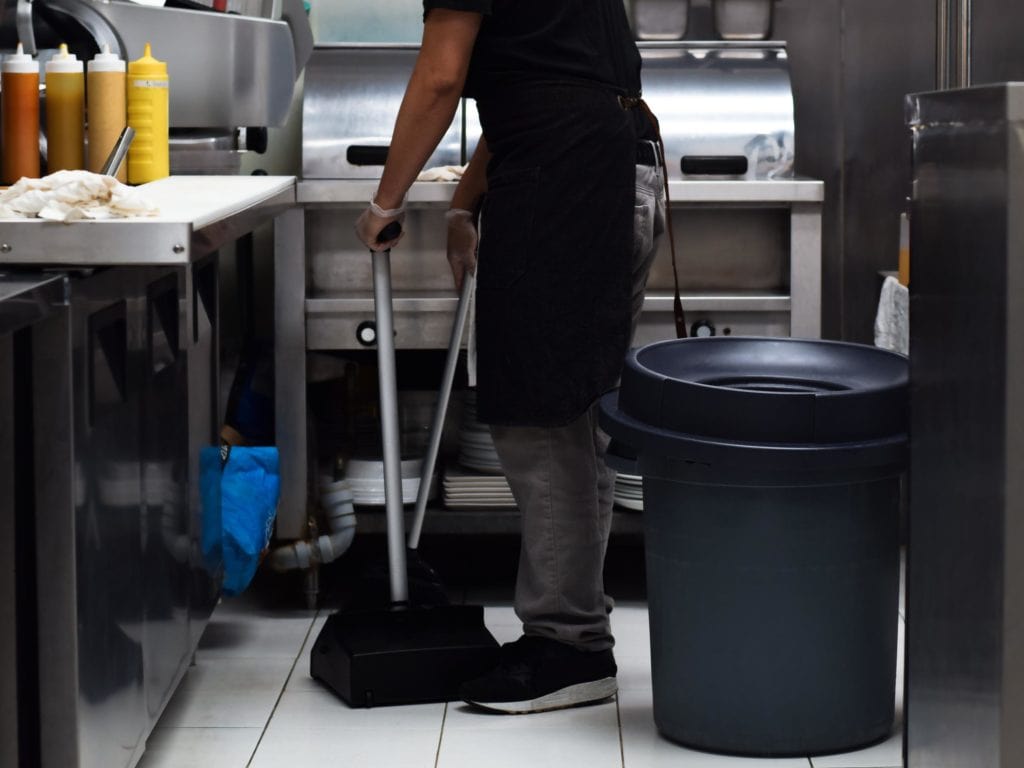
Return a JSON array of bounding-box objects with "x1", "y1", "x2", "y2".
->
[
  {"x1": 355, "y1": 197, "x2": 406, "y2": 251},
  {"x1": 446, "y1": 208, "x2": 478, "y2": 291}
]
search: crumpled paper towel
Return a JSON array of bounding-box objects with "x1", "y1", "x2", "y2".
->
[
  {"x1": 417, "y1": 165, "x2": 467, "y2": 182},
  {"x1": 0, "y1": 170, "x2": 159, "y2": 222},
  {"x1": 874, "y1": 275, "x2": 909, "y2": 355}
]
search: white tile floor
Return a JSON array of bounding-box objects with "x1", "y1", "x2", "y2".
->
[{"x1": 136, "y1": 595, "x2": 905, "y2": 768}]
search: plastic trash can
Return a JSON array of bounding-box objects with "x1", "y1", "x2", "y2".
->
[{"x1": 599, "y1": 337, "x2": 907, "y2": 757}]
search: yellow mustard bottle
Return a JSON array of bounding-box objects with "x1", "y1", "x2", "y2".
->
[
  {"x1": 87, "y1": 44, "x2": 127, "y2": 181},
  {"x1": 127, "y1": 43, "x2": 169, "y2": 184},
  {"x1": 1, "y1": 43, "x2": 40, "y2": 184},
  {"x1": 45, "y1": 43, "x2": 85, "y2": 173}
]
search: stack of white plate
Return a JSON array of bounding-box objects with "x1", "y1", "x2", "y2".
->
[
  {"x1": 443, "y1": 465, "x2": 517, "y2": 509},
  {"x1": 614, "y1": 472, "x2": 644, "y2": 511},
  {"x1": 339, "y1": 457, "x2": 438, "y2": 507},
  {"x1": 457, "y1": 392, "x2": 503, "y2": 474}
]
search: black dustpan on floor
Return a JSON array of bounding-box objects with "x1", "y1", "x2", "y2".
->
[{"x1": 311, "y1": 225, "x2": 498, "y2": 707}]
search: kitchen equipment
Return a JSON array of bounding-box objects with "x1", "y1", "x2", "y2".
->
[
  {"x1": 310, "y1": 224, "x2": 498, "y2": 708},
  {"x1": 8, "y1": 0, "x2": 312, "y2": 175},
  {"x1": 905, "y1": 83, "x2": 1024, "y2": 768},
  {"x1": 632, "y1": 0, "x2": 690, "y2": 41},
  {"x1": 713, "y1": 0, "x2": 776, "y2": 41}
]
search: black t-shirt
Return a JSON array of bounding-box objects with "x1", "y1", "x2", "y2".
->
[{"x1": 422, "y1": 0, "x2": 642, "y2": 100}]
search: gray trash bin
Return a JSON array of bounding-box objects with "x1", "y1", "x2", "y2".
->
[{"x1": 599, "y1": 337, "x2": 907, "y2": 757}]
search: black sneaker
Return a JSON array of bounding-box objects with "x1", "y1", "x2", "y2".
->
[{"x1": 459, "y1": 635, "x2": 617, "y2": 714}]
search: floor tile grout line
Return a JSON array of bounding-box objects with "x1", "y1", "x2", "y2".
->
[
  {"x1": 615, "y1": 692, "x2": 626, "y2": 768},
  {"x1": 434, "y1": 702, "x2": 449, "y2": 768},
  {"x1": 244, "y1": 609, "x2": 321, "y2": 768}
]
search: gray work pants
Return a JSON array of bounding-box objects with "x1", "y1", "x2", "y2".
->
[{"x1": 489, "y1": 161, "x2": 666, "y2": 651}]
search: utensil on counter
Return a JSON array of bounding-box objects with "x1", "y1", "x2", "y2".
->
[{"x1": 100, "y1": 126, "x2": 135, "y2": 177}]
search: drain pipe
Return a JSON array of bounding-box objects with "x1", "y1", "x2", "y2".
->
[{"x1": 268, "y1": 485, "x2": 357, "y2": 571}]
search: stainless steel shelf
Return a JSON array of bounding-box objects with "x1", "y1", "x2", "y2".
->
[
  {"x1": 352, "y1": 506, "x2": 644, "y2": 537},
  {"x1": 298, "y1": 178, "x2": 824, "y2": 207}
]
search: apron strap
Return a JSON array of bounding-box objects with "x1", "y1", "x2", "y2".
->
[{"x1": 635, "y1": 99, "x2": 687, "y2": 339}]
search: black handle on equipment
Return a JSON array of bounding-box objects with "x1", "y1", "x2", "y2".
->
[
  {"x1": 681, "y1": 156, "x2": 749, "y2": 176},
  {"x1": 348, "y1": 145, "x2": 390, "y2": 166},
  {"x1": 378, "y1": 222, "x2": 403, "y2": 245}
]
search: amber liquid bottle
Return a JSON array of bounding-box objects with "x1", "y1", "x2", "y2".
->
[
  {"x1": 45, "y1": 43, "x2": 85, "y2": 173},
  {"x1": 1, "y1": 43, "x2": 40, "y2": 184},
  {"x1": 87, "y1": 44, "x2": 127, "y2": 181}
]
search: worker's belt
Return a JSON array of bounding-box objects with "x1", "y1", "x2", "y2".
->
[{"x1": 637, "y1": 140, "x2": 660, "y2": 167}]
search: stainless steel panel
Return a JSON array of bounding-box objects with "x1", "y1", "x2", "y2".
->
[
  {"x1": 307, "y1": 208, "x2": 451, "y2": 294},
  {"x1": 771, "y1": 0, "x2": 843, "y2": 339},
  {"x1": 906, "y1": 83, "x2": 1024, "y2": 768},
  {"x1": 0, "y1": 332, "x2": 16, "y2": 768},
  {"x1": 638, "y1": 42, "x2": 795, "y2": 180},
  {"x1": 713, "y1": 0, "x2": 775, "y2": 40},
  {"x1": 275, "y1": 208, "x2": 309, "y2": 540},
  {"x1": 644, "y1": 207, "x2": 789, "y2": 294},
  {"x1": 141, "y1": 271, "x2": 192, "y2": 720},
  {"x1": 41, "y1": 0, "x2": 301, "y2": 128},
  {"x1": 70, "y1": 269, "x2": 147, "y2": 768},
  {"x1": 31, "y1": 300, "x2": 78, "y2": 768},
  {"x1": 969, "y1": 0, "x2": 1024, "y2": 85},
  {"x1": 839, "y1": 0, "x2": 935, "y2": 343},
  {"x1": 632, "y1": 0, "x2": 690, "y2": 41},
  {"x1": 187, "y1": 258, "x2": 221, "y2": 646},
  {"x1": 302, "y1": 46, "x2": 463, "y2": 179},
  {"x1": 633, "y1": 309, "x2": 790, "y2": 346}
]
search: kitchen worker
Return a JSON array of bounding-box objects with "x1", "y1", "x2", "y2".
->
[{"x1": 355, "y1": 1, "x2": 665, "y2": 713}]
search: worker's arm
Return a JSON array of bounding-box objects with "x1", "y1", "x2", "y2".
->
[
  {"x1": 355, "y1": 9, "x2": 482, "y2": 250},
  {"x1": 446, "y1": 135, "x2": 490, "y2": 290},
  {"x1": 451, "y1": 134, "x2": 490, "y2": 214}
]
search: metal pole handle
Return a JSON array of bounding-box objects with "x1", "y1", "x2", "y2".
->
[
  {"x1": 371, "y1": 222, "x2": 409, "y2": 604},
  {"x1": 408, "y1": 274, "x2": 476, "y2": 550}
]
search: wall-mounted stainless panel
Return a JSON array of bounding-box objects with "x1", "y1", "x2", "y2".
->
[
  {"x1": 906, "y1": 82, "x2": 1024, "y2": 768},
  {"x1": 302, "y1": 46, "x2": 463, "y2": 179},
  {"x1": 41, "y1": 0, "x2": 300, "y2": 128},
  {"x1": 638, "y1": 42, "x2": 795, "y2": 180},
  {"x1": 71, "y1": 270, "x2": 147, "y2": 768}
]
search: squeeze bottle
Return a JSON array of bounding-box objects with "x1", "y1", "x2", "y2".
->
[
  {"x1": 45, "y1": 44, "x2": 85, "y2": 172},
  {"x1": 1, "y1": 43, "x2": 40, "y2": 184},
  {"x1": 87, "y1": 44, "x2": 127, "y2": 181},
  {"x1": 127, "y1": 43, "x2": 169, "y2": 184}
]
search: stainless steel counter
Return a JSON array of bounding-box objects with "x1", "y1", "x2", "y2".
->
[
  {"x1": 0, "y1": 176, "x2": 300, "y2": 768},
  {"x1": 0, "y1": 176, "x2": 296, "y2": 265},
  {"x1": 297, "y1": 178, "x2": 825, "y2": 206}
]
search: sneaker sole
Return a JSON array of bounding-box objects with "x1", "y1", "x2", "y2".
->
[{"x1": 463, "y1": 677, "x2": 618, "y2": 714}]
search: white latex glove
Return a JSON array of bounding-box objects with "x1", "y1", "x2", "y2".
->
[
  {"x1": 354, "y1": 197, "x2": 405, "y2": 251},
  {"x1": 446, "y1": 208, "x2": 478, "y2": 291}
]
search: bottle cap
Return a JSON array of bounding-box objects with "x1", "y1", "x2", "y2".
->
[
  {"x1": 45, "y1": 43, "x2": 83, "y2": 74},
  {"x1": 88, "y1": 44, "x2": 126, "y2": 74},
  {"x1": 3, "y1": 43, "x2": 38, "y2": 75},
  {"x1": 128, "y1": 43, "x2": 168, "y2": 79}
]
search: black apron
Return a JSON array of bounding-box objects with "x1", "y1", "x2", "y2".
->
[{"x1": 474, "y1": 83, "x2": 637, "y2": 427}]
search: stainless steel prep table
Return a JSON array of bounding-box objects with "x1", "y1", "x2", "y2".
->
[
  {"x1": 278, "y1": 177, "x2": 824, "y2": 538},
  {"x1": 0, "y1": 175, "x2": 301, "y2": 768},
  {"x1": 0, "y1": 272, "x2": 69, "y2": 768}
]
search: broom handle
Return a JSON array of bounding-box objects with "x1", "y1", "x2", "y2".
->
[{"x1": 408, "y1": 275, "x2": 476, "y2": 550}]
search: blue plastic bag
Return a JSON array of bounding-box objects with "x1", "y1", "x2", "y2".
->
[{"x1": 199, "y1": 445, "x2": 280, "y2": 596}]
